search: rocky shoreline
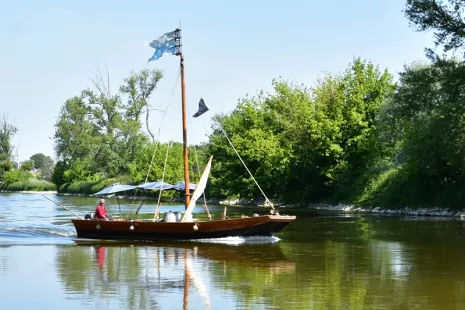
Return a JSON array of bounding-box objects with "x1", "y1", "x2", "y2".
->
[
  {"x1": 299, "y1": 203, "x2": 465, "y2": 217},
  {"x1": 219, "y1": 199, "x2": 465, "y2": 217}
]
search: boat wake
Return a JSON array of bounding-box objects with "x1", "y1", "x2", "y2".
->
[
  {"x1": 188, "y1": 236, "x2": 281, "y2": 245},
  {"x1": 0, "y1": 224, "x2": 76, "y2": 239}
]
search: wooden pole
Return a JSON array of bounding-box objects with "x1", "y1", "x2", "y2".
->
[
  {"x1": 180, "y1": 53, "x2": 190, "y2": 210},
  {"x1": 41, "y1": 194, "x2": 82, "y2": 219},
  {"x1": 117, "y1": 196, "x2": 122, "y2": 220}
]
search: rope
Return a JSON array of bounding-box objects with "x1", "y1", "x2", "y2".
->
[
  {"x1": 213, "y1": 115, "x2": 275, "y2": 210},
  {"x1": 133, "y1": 67, "x2": 181, "y2": 212},
  {"x1": 143, "y1": 137, "x2": 160, "y2": 184},
  {"x1": 142, "y1": 66, "x2": 181, "y2": 184},
  {"x1": 154, "y1": 140, "x2": 173, "y2": 220}
]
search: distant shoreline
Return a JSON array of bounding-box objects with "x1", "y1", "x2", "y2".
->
[{"x1": 0, "y1": 190, "x2": 57, "y2": 195}]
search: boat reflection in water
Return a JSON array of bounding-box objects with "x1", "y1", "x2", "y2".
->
[{"x1": 56, "y1": 240, "x2": 295, "y2": 310}]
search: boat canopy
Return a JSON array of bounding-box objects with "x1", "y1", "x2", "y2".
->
[
  {"x1": 173, "y1": 181, "x2": 197, "y2": 191},
  {"x1": 136, "y1": 180, "x2": 174, "y2": 191},
  {"x1": 91, "y1": 180, "x2": 198, "y2": 196},
  {"x1": 92, "y1": 183, "x2": 136, "y2": 196}
]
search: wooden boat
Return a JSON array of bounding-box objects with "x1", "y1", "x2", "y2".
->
[
  {"x1": 72, "y1": 28, "x2": 296, "y2": 241},
  {"x1": 72, "y1": 214, "x2": 295, "y2": 241}
]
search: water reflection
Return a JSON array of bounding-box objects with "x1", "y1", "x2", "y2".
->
[
  {"x1": 47, "y1": 222, "x2": 465, "y2": 308},
  {"x1": 5, "y1": 193, "x2": 465, "y2": 308},
  {"x1": 55, "y1": 243, "x2": 295, "y2": 310}
]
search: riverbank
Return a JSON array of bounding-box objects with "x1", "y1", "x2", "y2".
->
[
  {"x1": 0, "y1": 179, "x2": 56, "y2": 192},
  {"x1": 2, "y1": 189, "x2": 464, "y2": 217},
  {"x1": 0, "y1": 190, "x2": 57, "y2": 195}
]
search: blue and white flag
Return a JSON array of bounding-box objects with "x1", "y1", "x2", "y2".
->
[{"x1": 147, "y1": 30, "x2": 178, "y2": 62}]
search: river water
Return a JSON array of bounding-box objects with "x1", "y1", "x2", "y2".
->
[{"x1": 1, "y1": 193, "x2": 465, "y2": 309}]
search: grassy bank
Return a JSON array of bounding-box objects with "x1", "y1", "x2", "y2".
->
[{"x1": 0, "y1": 179, "x2": 56, "y2": 191}]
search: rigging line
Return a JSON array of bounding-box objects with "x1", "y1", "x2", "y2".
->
[
  {"x1": 133, "y1": 67, "x2": 181, "y2": 209},
  {"x1": 213, "y1": 115, "x2": 275, "y2": 210},
  {"x1": 159, "y1": 66, "x2": 181, "y2": 129},
  {"x1": 154, "y1": 140, "x2": 173, "y2": 220},
  {"x1": 142, "y1": 66, "x2": 181, "y2": 186},
  {"x1": 143, "y1": 130, "x2": 161, "y2": 184},
  {"x1": 186, "y1": 93, "x2": 211, "y2": 219},
  {"x1": 130, "y1": 128, "x2": 160, "y2": 206}
]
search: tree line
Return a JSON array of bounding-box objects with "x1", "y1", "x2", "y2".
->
[
  {"x1": 0, "y1": 114, "x2": 54, "y2": 189},
  {"x1": 2, "y1": 1, "x2": 465, "y2": 209}
]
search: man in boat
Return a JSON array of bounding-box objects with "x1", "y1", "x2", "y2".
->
[{"x1": 95, "y1": 199, "x2": 111, "y2": 221}]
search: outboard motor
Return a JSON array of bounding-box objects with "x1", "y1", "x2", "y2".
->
[{"x1": 163, "y1": 211, "x2": 177, "y2": 223}]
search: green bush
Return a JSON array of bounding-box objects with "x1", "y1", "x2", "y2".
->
[
  {"x1": 3, "y1": 170, "x2": 30, "y2": 184},
  {"x1": 353, "y1": 168, "x2": 400, "y2": 207},
  {"x1": 0, "y1": 179, "x2": 55, "y2": 191}
]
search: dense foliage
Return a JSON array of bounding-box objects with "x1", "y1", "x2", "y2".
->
[
  {"x1": 371, "y1": 59, "x2": 465, "y2": 208},
  {"x1": 208, "y1": 59, "x2": 395, "y2": 203}
]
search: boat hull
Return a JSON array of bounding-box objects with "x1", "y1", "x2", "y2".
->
[{"x1": 72, "y1": 215, "x2": 295, "y2": 241}]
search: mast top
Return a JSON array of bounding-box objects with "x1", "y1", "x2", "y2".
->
[{"x1": 175, "y1": 28, "x2": 182, "y2": 56}]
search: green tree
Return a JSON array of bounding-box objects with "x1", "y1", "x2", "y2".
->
[
  {"x1": 51, "y1": 160, "x2": 67, "y2": 186},
  {"x1": 30, "y1": 153, "x2": 52, "y2": 169},
  {"x1": 405, "y1": 0, "x2": 465, "y2": 55},
  {"x1": 382, "y1": 59, "x2": 465, "y2": 207},
  {"x1": 20, "y1": 160, "x2": 33, "y2": 172},
  {"x1": 317, "y1": 59, "x2": 395, "y2": 198},
  {"x1": 0, "y1": 114, "x2": 17, "y2": 179},
  {"x1": 120, "y1": 69, "x2": 164, "y2": 143},
  {"x1": 53, "y1": 68, "x2": 163, "y2": 183},
  {"x1": 208, "y1": 82, "x2": 302, "y2": 200},
  {"x1": 30, "y1": 153, "x2": 54, "y2": 180},
  {"x1": 54, "y1": 95, "x2": 100, "y2": 181}
]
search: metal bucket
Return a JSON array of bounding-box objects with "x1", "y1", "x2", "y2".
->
[
  {"x1": 173, "y1": 212, "x2": 181, "y2": 222},
  {"x1": 163, "y1": 211, "x2": 176, "y2": 222}
]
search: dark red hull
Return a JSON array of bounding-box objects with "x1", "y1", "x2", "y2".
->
[{"x1": 72, "y1": 215, "x2": 295, "y2": 241}]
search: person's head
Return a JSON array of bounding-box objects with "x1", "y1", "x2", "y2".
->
[{"x1": 100, "y1": 199, "x2": 105, "y2": 205}]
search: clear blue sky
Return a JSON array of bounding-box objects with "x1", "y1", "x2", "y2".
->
[{"x1": 1, "y1": 0, "x2": 432, "y2": 162}]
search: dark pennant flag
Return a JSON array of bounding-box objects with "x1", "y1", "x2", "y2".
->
[{"x1": 193, "y1": 98, "x2": 209, "y2": 118}]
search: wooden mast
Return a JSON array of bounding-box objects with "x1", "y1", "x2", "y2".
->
[{"x1": 176, "y1": 29, "x2": 190, "y2": 210}]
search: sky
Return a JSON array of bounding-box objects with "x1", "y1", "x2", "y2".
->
[{"x1": 1, "y1": 0, "x2": 433, "y2": 162}]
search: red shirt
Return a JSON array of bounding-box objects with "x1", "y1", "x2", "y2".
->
[{"x1": 95, "y1": 203, "x2": 107, "y2": 220}]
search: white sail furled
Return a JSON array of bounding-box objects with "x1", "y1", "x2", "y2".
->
[{"x1": 182, "y1": 156, "x2": 213, "y2": 222}]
